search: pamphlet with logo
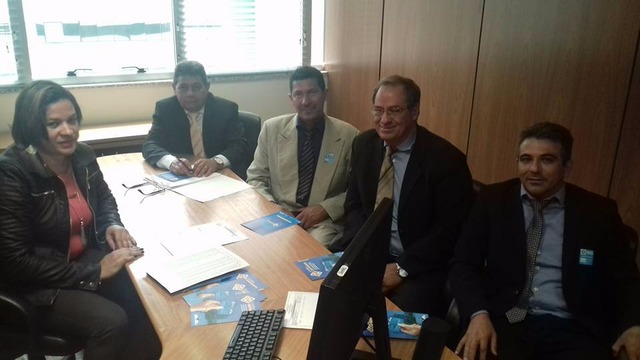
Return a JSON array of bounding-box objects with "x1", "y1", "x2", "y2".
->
[
  {"x1": 363, "y1": 311, "x2": 429, "y2": 340},
  {"x1": 145, "y1": 171, "x2": 209, "y2": 189},
  {"x1": 295, "y1": 252, "x2": 344, "y2": 280},
  {"x1": 182, "y1": 270, "x2": 269, "y2": 326},
  {"x1": 241, "y1": 211, "x2": 301, "y2": 236}
]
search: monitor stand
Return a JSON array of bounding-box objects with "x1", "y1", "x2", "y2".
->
[{"x1": 349, "y1": 292, "x2": 400, "y2": 360}]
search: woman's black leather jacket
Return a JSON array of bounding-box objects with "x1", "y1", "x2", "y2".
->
[{"x1": 0, "y1": 143, "x2": 123, "y2": 305}]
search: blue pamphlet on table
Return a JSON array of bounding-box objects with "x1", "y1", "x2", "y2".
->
[
  {"x1": 295, "y1": 252, "x2": 344, "y2": 280},
  {"x1": 363, "y1": 311, "x2": 429, "y2": 339},
  {"x1": 241, "y1": 211, "x2": 301, "y2": 236}
]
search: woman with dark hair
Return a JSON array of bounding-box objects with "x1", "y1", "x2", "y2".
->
[{"x1": 0, "y1": 80, "x2": 149, "y2": 359}]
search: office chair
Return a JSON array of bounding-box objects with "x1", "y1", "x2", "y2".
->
[
  {"x1": 238, "y1": 110, "x2": 262, "y2": 180},
  {"x1": 0, "y1": 289, "x2": 83, "y2": 360}
]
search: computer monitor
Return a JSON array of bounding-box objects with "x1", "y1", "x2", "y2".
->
[{"x1": 307, "y1": 198, "x2": 393, "y2": 360}]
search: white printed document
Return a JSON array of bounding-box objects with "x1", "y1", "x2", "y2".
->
[
  {"x1": 160, "y1": 221, "x2": 248, "y2": 257},
  {"x1": 146, "y1": 246, "x2": 249, "y2": 294},
  {"x1": 283, "y1": 291, "x2": 319, "y2": 329},
  {"x1": 171, "y1": 173, "x2": 252, "y2": 202},
  {"x1": 145, "y1": 171, "x2": 211, "y2": 189}
]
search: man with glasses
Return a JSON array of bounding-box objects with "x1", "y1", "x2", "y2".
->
[
  {"x1": 143, "y1": 60, "x2": 246, "y2": 178},
  {"x1": 338, "y1": 75, "x2": 474, "y2": 316},
  {"x1": 246, "y1": 66, "x2": 358, "y2": 248}
]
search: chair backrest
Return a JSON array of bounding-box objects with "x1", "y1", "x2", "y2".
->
[{"x1": 238, "y1": 110, "x2": 261, "y2": 180}]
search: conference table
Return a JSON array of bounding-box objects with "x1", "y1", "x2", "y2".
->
[{"x1": 97, "y1": 153, "x2": 460, "y2": 360}]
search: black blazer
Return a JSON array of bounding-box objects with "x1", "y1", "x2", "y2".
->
[
  {"x1": 450, "y1": 179, "x2": 640, "y2": 343},
  {"x1": 341, "y1": 126, "x2": 474, "y2": 278},
  {"x1": 142, "y1": 94, "x2": 247, "y2": 175}
]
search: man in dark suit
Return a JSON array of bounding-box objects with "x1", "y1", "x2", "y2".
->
[
  {"x1": 451, "y1": 122, "x2": 640, "y2": 360},
  {"x1": 142, "y1": 60, "x2": 246, "y2": 178},
  {"x1": 339, "y1": 75, "x2": 474, "y2": 316}
]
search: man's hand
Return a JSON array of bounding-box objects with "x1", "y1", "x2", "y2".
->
[
  {"x1": 99, "y1": 247, "x2": 144, "y2": 279},
  {"x1": 169, "y1": 158, "x2": 193, "y2": 176},
  {"x1": 613, "y1": 325, "x2": 640, "y2": 360},
  {"x1": 381, "y1": 263, "x2": 403, "y2": 294},
  {"x1": 455, "y1": 313, "x2": 498, "y2": 360},
  {"x1": 105, "y1": 225, "x2": 136, "y2": 250},
  {"x1": 191, "y1": 158, "x2": 219, "y2": 177},
  {"x1": 295, "y1": 205, "x2": 329, "y2": 230}
]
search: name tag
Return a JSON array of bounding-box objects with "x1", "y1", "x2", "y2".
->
[
  {"x1": 324, "y1": 152, "x2": 335, "y2": 164},
  {"x1": 579, "y1": 249, "x2": 594, "y2": 266}
]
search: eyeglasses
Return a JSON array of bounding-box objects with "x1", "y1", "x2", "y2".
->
[{"x1": 371, "y1": 106, "x2": 407, "y2": 119}]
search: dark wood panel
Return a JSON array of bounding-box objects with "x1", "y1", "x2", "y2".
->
[
  {"x1": 324, "y1": 0, "x2": 384, "y2": 131},
  {"x1": 467, "y1": 0, "x2": 640, "y2": 194},
  {"x1": 610, "y1": 39, "x2": 640, "y2": 233},
  {"x1": 380, "y1": 0, "x2": 483, "y2": 152}
]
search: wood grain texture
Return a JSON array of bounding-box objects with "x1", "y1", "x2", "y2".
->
[
  {"x1": 324, "y1": 0, "x2": 384, "y2": 131},
  {"x1": 467, "y1": 0, "x2": 640, "y2": 195},
  {"x1": 97, "y1": 153, "x2": 460, "y2": 360},
  {"x1": 380, "y1": 0, "x2": 484, "y2": 152},
  {"x1": 610, "y1": 39, "x2": 640, "y2": 234}
]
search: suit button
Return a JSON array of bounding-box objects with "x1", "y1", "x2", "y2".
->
[
  {"x1": 89, "y1": 282, "x2": 95, "y2": 287},
  {"x1": 80, "y1": 281, "x2": 85, "y2": 286},
  {"x1": 513, "y1": 289, "x2": 519, "y2": 295}
]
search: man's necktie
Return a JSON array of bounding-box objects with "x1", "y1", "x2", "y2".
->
[
  {"x1": 505, "y1": 198, "x2": 553, "y2": 323},
  {"x1": 375, "y1": 146, "x2": 394, "y2": 209},
  {"x1": 296, "y1": 128, "x2": 315, "y2": 206},
  {"x1": 188, "y1": 112, "x2": 206, "y2": 159}
]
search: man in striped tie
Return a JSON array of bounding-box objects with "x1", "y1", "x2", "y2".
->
[
  {"x1": 247, "y1": 66, "x2": 358, "y2": 248},
  {"x1": 143, "y1": 60, "x2": 246, "y2": 178},
  {"x1": 450, "y1": 122, "x2": 640, "y2": 360}
]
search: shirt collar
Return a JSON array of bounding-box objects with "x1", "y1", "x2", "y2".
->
[
  {"x1": 384, "y1": 127, "x2": 416, "y2": 153},
  {"x1": 295, "y1": 115, "x2": 326, "y2": 132},
  {"x1": 520, "y1": 183, "x2": 565, "y2": 206}
]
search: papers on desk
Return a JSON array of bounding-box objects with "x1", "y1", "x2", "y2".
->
[
  {"x1": 241, "y1": 211, "x2": 301, "y2": 236},
  {"x1": 283, "y1": 291, "x2": 319, "y2": 329},
  {"x1": 146, "y1": 246, "x2": 249, "y2": 294},
  {"x1": 171, "y1": 173, "x2": 252, "y2": 202},
  {"x1": 183, "y1": 270, "x2": 268, "y2": 326},
  {"x1": 160, "y1": 221, "x2": 248, "y2": 257}
]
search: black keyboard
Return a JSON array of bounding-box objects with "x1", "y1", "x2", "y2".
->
[{"x1": 223, "y1": 309, "x2": 285, "y2": 360}]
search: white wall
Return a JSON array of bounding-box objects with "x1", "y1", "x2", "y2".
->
[{"x1": 0, "y1": 76, "x2": 293, "y2": 134}]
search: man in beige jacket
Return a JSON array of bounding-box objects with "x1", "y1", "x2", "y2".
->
[{"x1": 247, "y1": 66, "x2": 358, "y2": 247}]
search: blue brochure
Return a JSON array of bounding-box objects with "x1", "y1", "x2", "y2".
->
[
  {"x1": 295, "y1": 252, "x2": 344, "y2": 280},
  {"x1": 241, "y1": 211, "x2": 301, "y2": 236},
  {"x1": 363, "y1": 311, "x2": 429, "y2": 340},
  {"x1": 183, "y1": 276, "x2": 267, "y2": 326}
]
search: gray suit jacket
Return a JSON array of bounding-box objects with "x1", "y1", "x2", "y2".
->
[{"x1": 246, "y1": 114, "x2": 358, "y2": 221}]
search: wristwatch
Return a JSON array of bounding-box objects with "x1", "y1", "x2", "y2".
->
[
  {"x1": 212, "y1": 156, "x2": 225, "y2": 169},
  {"x1": 395, "y1": 263, "x2": 409, "y2": 278}
]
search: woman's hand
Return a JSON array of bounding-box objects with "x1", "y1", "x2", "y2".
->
[
  {"x1": 99, "y1": 247, "x2": 144, "y2": 279},
  {"x1": 105, "y1": 225, "x2": 136, "y2": 250}
]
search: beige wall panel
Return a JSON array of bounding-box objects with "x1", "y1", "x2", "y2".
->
[
  {"x1": 324, "y1": 0, "x2": 384, "y2": 131},
  {"x1": 610, "y1": 41, "x2": 640, "y2": 233},
  {"x1": 380, "y1": 0, "x2": 483, "y2": 152},
  {"x1": 467, "y1": 0, "x2": 640, "y2": 194}
]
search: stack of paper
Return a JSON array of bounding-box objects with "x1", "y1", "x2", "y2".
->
[{"x1": 146, "y1": 246, "x2": 249, "y2": 294}]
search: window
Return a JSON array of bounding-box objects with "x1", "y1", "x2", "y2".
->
[{"x1": 2, "y1": 0, "x2": 321, "y2": 86}]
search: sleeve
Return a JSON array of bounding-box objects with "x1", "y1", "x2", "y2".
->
[
  {"x1": 338, "y1": 135, "x2": 369, "y2": 250},
  {"x1": 88, "y1": 159, "x2": 124, "y2": 244},
  {"x1": 216, "y1": 102, "x2": 247, "y2": 175},
  {"x1": 0, "y1": 161, "x2": 101, "y2": 290},
  {"x1": 449, "y1": 189, "x2": 496, "y2": 321},
  {"x1": 142, "y1": 101, "x2": 173, "y2": 166},
  {"x1": 396, "y1": 148, "x2": 474, "y2": 277},
  {"x1": 246, "y1": 123, "x2": 275, "y2": 202}
]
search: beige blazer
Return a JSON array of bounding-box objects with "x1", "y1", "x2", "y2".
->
[{"x1": 247, "y1": 114, "x2": 358, "y2": 221}]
